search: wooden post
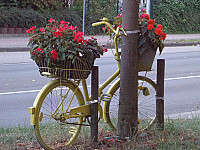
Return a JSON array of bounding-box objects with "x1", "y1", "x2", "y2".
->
[
  {"x1": 156, "y1": 59, "x2": 165, "y2": 130},
  {"x1": 91, "y1": 66, "x2": 98, "y2": 143}
]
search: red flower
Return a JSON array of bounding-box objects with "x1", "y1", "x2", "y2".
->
[
  {"x1": 141, "y1": 13, "x2": 150, "y2": 20},
  {"x1": 73, "y1": 31, "x2": 84, "y2": 42},
  {"x1": 60, "y1": 20, "x2": 69, "y2": 25},
  {"x1": 26, "y1": 26, "x2": 36, "y2": 33},
  {"x1": 140, "y1": 8, "x2": 146, "y2": 13},
  {"x1": 157, "y1": 24, "x2": 163, "y2": 30},
  {"x1": 116, "y1": 13, "x2": 122, "y2": 18},
  {"x1": 26, "y1": 29, "x2": 30, "y2": 33},
  {"x1": 147, "y1": 24, "x2": 154, "y2": 30},
  {"x1": 148, "y1": 19, "x2": 155, "y2": 25},
  {"x1": 36, "y1": 48, "x2": 44, "y2": 53},
  {"x1": 74, "y1": 26, "x2": 78, "y2": 30},
  {"x1": 31, "y1": 26, "x2": 36, "y2": 30},
  {"x1": 50, "y1": 50, "x2": 57, "y2": 60},
  {"x1": 160, "y1": 32, "x2": 167, "y2": 40},
  {"x1": 67, "y1": 25, "x2": 78, "y2": 31},
  {"x1": 58, "y1": 26, "x2": 66, "y2": 32},
  {"x1": 155, "y1": 28, "x2": 162, "y2": 35},
  {"x1": 40, "y1": 28, "x2": 45, "y2": 33},
  {"x1": 32, "y1": 50, "x2": 36, "y2": 55},
  {"x1": 49, "y1": 18, "x2": 55, "y2": 23},
  {"x1": 53, "y1": 31, "x2": 62, "y2": 37},
  {"x1": 102, "y1": 45, "x2": 108, "y2": 52}
]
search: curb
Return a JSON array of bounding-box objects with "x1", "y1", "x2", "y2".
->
[
  {"x1": 0, "y1": 47, "x2": 31, "y2": 52},
  {"x1": 0, "y1": 42, "x2": 200, "y2": 52}
]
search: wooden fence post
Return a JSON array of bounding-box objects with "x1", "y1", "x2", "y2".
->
[
  {"x1": 91, "y1": 66, "x2": 98, "y2": 143},
  {"x1": 156, "y1": 59, "x2": 165, "y2": 130}
]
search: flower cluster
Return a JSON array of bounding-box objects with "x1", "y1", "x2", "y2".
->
[
  {"x1": 103, "y1": 10, "x2": 166, "y2": 55},
  {"x1": 145, "y1": 16, "x2": 166, "y2": 41},
  {"x1": 27, "y1": 18, "x2": 105, "y2": 66}
]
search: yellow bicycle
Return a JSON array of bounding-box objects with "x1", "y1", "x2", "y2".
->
[{"x1": 29, "y1": 18, "x2": 156, "y2": 149}]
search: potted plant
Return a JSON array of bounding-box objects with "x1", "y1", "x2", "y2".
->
[
  {"x1": 103, "y1": 9, "x2": 166, "y2": 71},
  {"x1": 27, "y1": 18, "x2": 106, "y2": 79}
]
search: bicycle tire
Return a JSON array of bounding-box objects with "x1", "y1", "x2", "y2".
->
[
  {"x1": 34, "y1": 79, "x2": 85, "y2": 149},
  {"x1": 103, "y1": 76, "x2": 156, "y2": 131}
]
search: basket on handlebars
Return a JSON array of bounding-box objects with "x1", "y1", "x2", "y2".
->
[{"x1": 37, "y1": 57, "x2": 94, "y2": 79}]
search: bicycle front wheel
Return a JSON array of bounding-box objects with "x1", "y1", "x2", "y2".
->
[
  {"x1": 103, "y1": 76, "x2": 156, "y2": 131},
  {"x1": 34, "y1": 79, "x2": 85, "y2": 149}
]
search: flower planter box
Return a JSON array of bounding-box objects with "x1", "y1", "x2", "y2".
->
[
  {"x1": 15, "y1": 28, "x2": 23, "y2": 34},
  {"x1": 0, "y1": 28, "x2": 8, "y2": 34},
  {"x1": 37, "y1": 57, "x2": 94, "y2": 79},
  {"x1": 138, "y1": 45, "x2": 157, "y2": 71},
  {"x1": 8, "y1": 28, "x2": 15, "y2": 34}
]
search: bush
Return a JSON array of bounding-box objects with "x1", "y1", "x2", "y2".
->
[
  {"x1": 154, "y1": 0, "x2": 200, "y2": 33},
  {"x1": 18, "y1": 0, "x2": 64, "y2": 13},
  {"x1": 0, "y1": 8, "x2": 46, "y2": 28},
  {"x1": 0, "y1": 7, "x2": 98, "y2": 35}
]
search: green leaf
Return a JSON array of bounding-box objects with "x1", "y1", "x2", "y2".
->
[
  {"x1": 138, "y1": 44, "x2": 148, "y2": 55},
  {"x1": 60, "y1": 53, "x2": 66, "y2": 61},
  {"x1": 27, "y1": 40, "x2": 33, "y2": 47},
  {"x1": 141, "y1": 23, "x2": 148, "y2": 35},
  {"x1": 148, "y1": 30, "x2": 155, "y2": 39},
  {"x1": 72, "y1": 56, "x2": 77, "y2": 64},
  {"x1": 138, "y1": 36, "x2": 146, "y2": 47},
  {"x1": 159, "y1": 42, "x2": 165, "y2": 54},
  {"x1": 68, "y1": 54, "x2": 74, "y2": 59}
]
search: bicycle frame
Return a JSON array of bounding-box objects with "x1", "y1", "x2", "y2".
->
[{"x1": 66, "y1": 19, "x2": 125, "y2": 119}]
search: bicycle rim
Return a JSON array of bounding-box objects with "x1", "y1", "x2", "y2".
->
[
  {"x1": 103, "y1": 76, "x2": 156, "y2": 131},
  {"x1": 34, "y1": 79, "x2": 84, "y2": 149}
]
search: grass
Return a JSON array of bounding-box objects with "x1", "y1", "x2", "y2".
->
[
  {"x1": 0, "y1": 117, "x2": 200, "y2": 149},
  {"x1": 167, "y1": 39, "x2": 200, "y2": 44}
]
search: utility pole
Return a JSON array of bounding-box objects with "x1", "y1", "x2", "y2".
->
[{"x1": 118, "y1": 0, "x2": 139, "y2": 137}]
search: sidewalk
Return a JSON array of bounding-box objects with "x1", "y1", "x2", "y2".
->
[{"x1": 0, "y1": 34, "x2": 200, "y2": 52}]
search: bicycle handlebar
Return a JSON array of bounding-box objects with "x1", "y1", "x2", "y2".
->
[
  {"x1": 92, "y1": 18, "x2": 127, "y2": 36},
  {"x1": 92, "y1": 18, "x2": 127, "y2": 69},
  {"x1": 92, "y1": 21, "x2": 117, "y2": 34},
  {"x1": 92, "y1": 22, "x2": 104, "y2": 26}
]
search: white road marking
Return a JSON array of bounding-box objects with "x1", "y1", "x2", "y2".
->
[
  {"x1": 0, "y1": 75, "x2": 199, "y2": 95},
  {"x1": 164, "y1": 75, "x2": 200, "y2": 81}
]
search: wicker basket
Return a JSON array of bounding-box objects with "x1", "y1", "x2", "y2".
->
[{"x1": 37, "y1": 57, "x2": 94, "y2": 79}]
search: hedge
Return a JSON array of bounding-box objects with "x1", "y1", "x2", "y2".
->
[
  {"x1": 0, "y1": 0, "x2": 199, "y2": 34},
  {"x1": 0, "y1": 7, "x2": 98, "y2": 35},
  {"x1": 154, "y1": 0, "x2": 200, "y2": 33}
]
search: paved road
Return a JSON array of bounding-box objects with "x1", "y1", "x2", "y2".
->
[{"x1": 0, "y1": 46, "x2": 200, "y2": 127}]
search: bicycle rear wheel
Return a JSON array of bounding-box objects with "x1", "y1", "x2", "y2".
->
[
  {"x1": 103, "y1": 76, "x2": 156, "y2": 131},
  {"x1": 34, "y1": 79, "x2": 84, "y2": 149}
]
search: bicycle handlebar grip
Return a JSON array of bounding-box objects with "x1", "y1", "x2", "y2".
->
[{"x1": 92, "y1": 22, "x2": 104, "y2": 26}]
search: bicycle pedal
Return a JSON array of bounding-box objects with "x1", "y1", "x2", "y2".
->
[
  {"x1": 101, "y1": 94, "x2": 111, "y2": 102},
  {"x1": 143, "y1": 87, "x2": 150, "y2": 96}
]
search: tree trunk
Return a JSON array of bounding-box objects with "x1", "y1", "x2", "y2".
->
[{"x1": 118, "y1": 0, "x2": 139, "y2": 137}]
